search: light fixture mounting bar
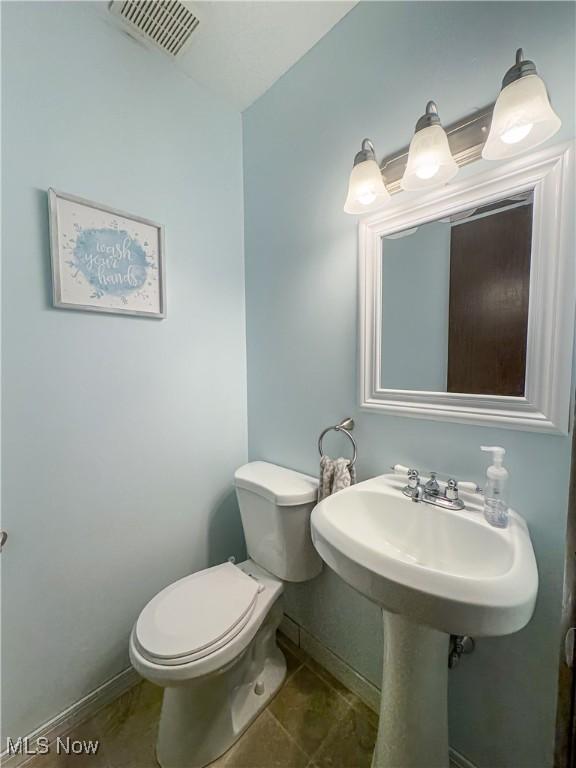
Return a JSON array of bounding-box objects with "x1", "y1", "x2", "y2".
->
[{"x1": 381, "y1": 104, "x2": 495, "y2": 194}]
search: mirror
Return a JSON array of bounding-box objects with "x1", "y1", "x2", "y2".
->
[
  {"x1": 380, "y1": 193, "x2": 533, "y2": 396},
  {"x1": 359, "y1": 143, "x2": 574, "y2": 433}
]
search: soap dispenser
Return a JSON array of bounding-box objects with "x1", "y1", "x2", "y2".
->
[{"x1": 481, "y1": 446, "x2": 509, "y2": 529}]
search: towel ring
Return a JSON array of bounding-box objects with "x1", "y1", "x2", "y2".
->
[{"x1": 318, "y1": 418, "x2": 357, "y2": 468}]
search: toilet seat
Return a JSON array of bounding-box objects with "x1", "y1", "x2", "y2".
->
[
  {"x1": 130, "y1": 559, "x2": 284, "y2": 685},
  {"x1": 134, "y1": 563, "x2": 261, "y2": 666}
]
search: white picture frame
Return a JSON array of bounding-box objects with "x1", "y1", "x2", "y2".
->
[
  {"x1": 359, "y1": 142, "x2": 575, "y2": 434},
  {"x1": 48, "y1": 189, "x2": 166, "y2": 318}
]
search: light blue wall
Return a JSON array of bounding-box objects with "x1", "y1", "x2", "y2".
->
[
  {"x1": 243, "y1": 3, "x2": 575, "y2": 767},
  {"x1": 1, "y1": 1, "x2": 247, "y2": 741},
  {"x1": 381, "y1": 222, "x2": 450, "y2": 390}
]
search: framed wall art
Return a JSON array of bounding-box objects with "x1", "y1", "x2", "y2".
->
[{"x1": 48, "y1": 189, "x2": 166, "y2": 318}]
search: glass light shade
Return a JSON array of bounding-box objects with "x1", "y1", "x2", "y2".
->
[
  {"x1": 400, "y1": 124, "x2": 458, "y2": 192},
  {"x1": 482, "y1": 74, "x2": 561, "y2": 160},
  {"x1": 344, "y1": 159, "x2": 390, "y2": 214}
]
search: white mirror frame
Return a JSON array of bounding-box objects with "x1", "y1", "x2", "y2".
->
[{"x1": 359, "y1": 142, "x2": 575, "y2": 434}]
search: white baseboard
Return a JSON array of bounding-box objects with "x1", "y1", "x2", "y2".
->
[
  {"x1": 1, "y1": 667, "x2": 140, "y2": 768},
  {"x1": 300, "y1": 626, "x2": 382, "y2": 713},
  {"x1": 278, "y1": 614, "x2": 300, "y2": 646},
  {"x1": 278, "y1": 615, "x2": 478, "y2": 768},
  {"x1": 449, "y1": 749, "x2": 479, "y2": 768}
]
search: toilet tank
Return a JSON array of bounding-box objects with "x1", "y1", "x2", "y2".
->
[{"x1": 234, "y1": 462, "x2": 323, "y2": 582}]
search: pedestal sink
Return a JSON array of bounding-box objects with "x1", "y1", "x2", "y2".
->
[{"x1": 310, "y1": 473, "x2": 538, "y2": 768}]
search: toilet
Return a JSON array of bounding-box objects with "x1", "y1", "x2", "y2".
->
[{"x1": 129, "y1": 461, "x2": 322, "y2": 768}]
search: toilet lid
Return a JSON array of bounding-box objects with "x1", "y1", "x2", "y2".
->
[{"x1": 135, "y1": 563, "x2": 260, "y2": 661}]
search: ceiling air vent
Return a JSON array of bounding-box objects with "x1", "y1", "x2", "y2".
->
[{"x1": 109, "y1": 1, "x2": 200, "y2": 57}]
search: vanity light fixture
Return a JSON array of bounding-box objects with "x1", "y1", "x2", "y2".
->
[
  {"x1": 482, "y1": 48, "x2": 561, "y2": 160},
  {"x1": 400, "y1": 101, "x2": 459, "y2": 191},
  {"x1": 344, "y1": 46, "x2": 562, "y2": 214},
  {"x1": 343, "y1": 139, "x2": 390, "y2": 214}
]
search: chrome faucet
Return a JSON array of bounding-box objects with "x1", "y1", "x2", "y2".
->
[{"x1": 403, "y1": 469, "x2": 465, "y2": 511}]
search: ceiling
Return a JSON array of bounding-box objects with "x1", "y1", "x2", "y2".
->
[{"x1": 105, "y1": 1, "x2": 357, "y2": 111}]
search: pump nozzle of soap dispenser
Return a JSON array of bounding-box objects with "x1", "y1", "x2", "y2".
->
[{"x1": 481, "y1": 446, "x2": 506, "y2": 465}]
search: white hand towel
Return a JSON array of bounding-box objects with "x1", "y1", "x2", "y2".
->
[{"x1": 318, "y1": 455, "x2": 356, "y2": 501}]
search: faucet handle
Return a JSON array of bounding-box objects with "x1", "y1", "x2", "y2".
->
[
  {"x1": 407, "y1": 469, "x2": 419, "y2": 489},
  {"x1": 457, "y1": 480, "x2": 482, "y2": 494},
  {"x1": 445, "y1": 478, "x2": 459, "y2": 501}
]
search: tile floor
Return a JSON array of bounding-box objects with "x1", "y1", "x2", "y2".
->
[{"x1": 26, "y1": 634, "x2": 378, "y2": 768}]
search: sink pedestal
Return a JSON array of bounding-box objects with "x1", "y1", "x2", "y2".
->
[{"x1": 372, "y1": 611, "x2": 449, "y2": 768}]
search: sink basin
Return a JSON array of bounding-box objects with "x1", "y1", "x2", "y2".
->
[
  {"x1": 311, "y1": 473, "x2": 537, "y2": 637},
  {"x1": 311, "y1": 473, "x2": 538, "y2": 768}
]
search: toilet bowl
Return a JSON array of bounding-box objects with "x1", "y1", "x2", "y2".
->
[{"x1": 130, "y1": 462, "x2": 322, "y2": 768}]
